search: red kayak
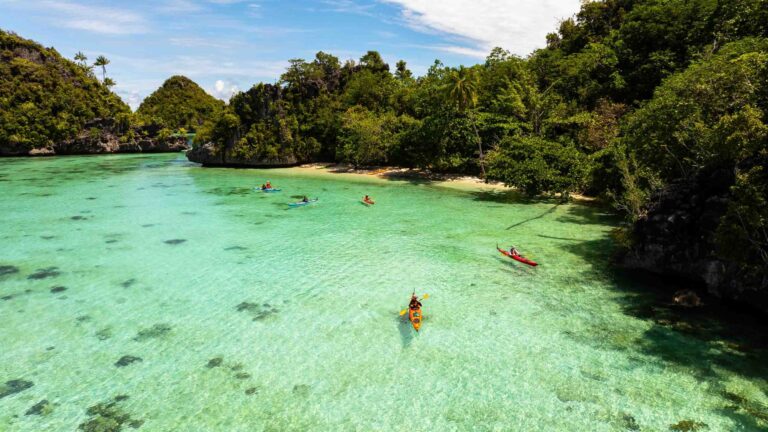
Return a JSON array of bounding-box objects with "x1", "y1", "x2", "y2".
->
[{"x1": 497, "y1": 246, "x2": 538, "y2": 267}]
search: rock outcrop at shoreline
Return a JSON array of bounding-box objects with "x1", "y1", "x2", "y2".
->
[
  {"x1": 186, "y1": 142, "x2": 298, "y2": 167},
  {"x1": 621, "y1": 167, "x2": 768, "y2": 314},
  {"x1": 3, "y1": 118, "x2": 188, "y2": 156}
]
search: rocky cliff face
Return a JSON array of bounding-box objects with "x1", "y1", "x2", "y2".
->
[
  {"x1": 4, "y1": 118, "x2": 187, "y2": 156},
  {"x1": 186, "y1": 142, "x2": 298, "y2": 167},
  {"x1": 621, "y1": 167, "x2": 768, "y2": 313}
]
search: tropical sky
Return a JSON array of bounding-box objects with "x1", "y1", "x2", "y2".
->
[{"x1": 1, "y1": 0, "x2": 581, "y2": 109}]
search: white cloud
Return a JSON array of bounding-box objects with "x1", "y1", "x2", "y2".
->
[
  {"x1": 114, "y1": 88, "x2": 144, "y2": 110},
  {"x1": 209, "y1": 79, "x2": 239, "y2": 101},
  {"x1": 321, "y1": 0, "x2": 376, "y2": 16},
  {"x1": 431, "y1": 45, "x2": 488, "y2": 58},
  {"x1": 382, "y1": 0, "x2": 581, "y2": 56},
  {"x1": 42, "y1": 0, "x2": 147, "y2": 34}
]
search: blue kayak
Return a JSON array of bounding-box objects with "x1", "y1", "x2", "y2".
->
[
  {"x1": 255, "y1": 187, "x2": 281, "y2": 192},
  {"x1": 288, "y1": 198, "x2": 318, "y2": 207}
]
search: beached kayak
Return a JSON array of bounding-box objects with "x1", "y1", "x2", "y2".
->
[
  {"x1": 288, "y1": 198, "x2": 318, "y2": 207},
  {"x1": 408, "y1": 306, "x2": 422, "y2": 331},
  {"x1": 497, "y1": 246, "x2": 538, "y2": 267}
]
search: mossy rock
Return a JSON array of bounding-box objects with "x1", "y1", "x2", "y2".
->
[
  {"x1": 25, "y1": 399, "x2": 52, "y2": 416},
  {"x1": 206, "y1": 357, "x2": 223, "y2": 368},
  {"x1": 78, "y1": 395, "x2": 142, "y2": 432},
  {"x1": 0, "y1": 379, "x2": 34, "y2": 399},
  {"x1": 669, "y1": 420, "x2": 707, "y2": 431},
  {"x1": 0, "y1": 265, "x2": 19, "y2": 277},
  {"x1": 133, "y1": 323, "x2": 172, "y2": 341}
]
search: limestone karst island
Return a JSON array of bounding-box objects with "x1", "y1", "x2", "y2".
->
[{"x1": 1, "y1": 1, "x2": 767, "y2": 430}]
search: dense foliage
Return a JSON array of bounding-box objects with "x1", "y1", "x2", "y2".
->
[
  {"x1": 4, "y1": 1, "x2": 765, "y2": 297},
  {"x1": 0, "y1": 29, "x2": 129, "y2": 153},
  {"x1": 136, "y1": 75, "x2": 223, "y2": 133},
  {"x1": 195, "y1": 0, "x2": 767, "y2": 292}
]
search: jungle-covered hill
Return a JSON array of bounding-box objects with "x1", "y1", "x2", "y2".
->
[
  {"x1": 0, "y1": 29, "x2": 185, "y2": 155},
  {"x1": 136, "y1": 75, "x2": 224, "y2": 133}
]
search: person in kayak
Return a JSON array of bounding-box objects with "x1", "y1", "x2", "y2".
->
[
  {"x1": 260, "y1": 184, "x2": 266, "y2": 190},
  {"x1": 266, "y1": 181, "x2": 272, "y2": 189},
  {"x1": 364, "y1": 195, "x2": 373, "y2": 203},
  {"x1": 302, "y1": 195, "x2": 309, "y2": 203},
  {"x1": 409, "y1": 295, "x2": 422, "y2": 310},
  {"x1": 509, "y1": 246, "x2": 520, "y2": 256}
]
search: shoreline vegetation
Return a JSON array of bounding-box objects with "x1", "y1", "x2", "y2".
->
[
  {"x1": 289, "y1": 162, "x2": 599, "y2": 201},
  {"x1": 1, "y1": 0, "x2": 767, "y2": 313}
]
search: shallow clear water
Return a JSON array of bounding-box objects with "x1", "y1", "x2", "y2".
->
[{"x1": 1, "y1": 154, "x2": 766, "y2": 431}]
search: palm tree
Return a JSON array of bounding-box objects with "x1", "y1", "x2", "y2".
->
[
  {"x1": 74, "y1": 51, "x2": 87, "y2": 68},
  {"x1": 94, "y1": 55, "x2": 110, "y2": 81},
  {"x1": 444, "y1": 66, "x2": 485, "y2": 177},
  {"x1": 103, "y1": 77, "x2": 116, "y2": 88}
]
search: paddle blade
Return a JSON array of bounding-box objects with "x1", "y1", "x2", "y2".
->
[
  {"x1": 399, "y1": 309, "x2": 407, "y2": 316},
  {"x1": 421, "y1": 294, "x2": 429, "y2": 300}
]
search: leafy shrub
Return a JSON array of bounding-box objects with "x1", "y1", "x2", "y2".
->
[{"x1": 487, "y1": 136, "x2": 589, "y2": 196}]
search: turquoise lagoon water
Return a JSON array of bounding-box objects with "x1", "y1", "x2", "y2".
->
[{"x1": 0, "y1": 153, "x2": 766, "y2": 431}]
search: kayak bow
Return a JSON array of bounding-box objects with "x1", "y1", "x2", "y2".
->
[
  {"x1": 496, "y1": 245, "x2": 538, "y2": 267},
  {"x1": 288, "y1": 198, "x2": 318, "y2": 207}
]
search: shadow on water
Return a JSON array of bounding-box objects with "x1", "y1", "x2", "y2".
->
[
  {"x1": 496, "y1": 256, "x2": 535, "y2": 276},
  {"x1": 615, "y1": 270, "x2": 768, "y2": 428},
  {"x1": 397, "y1": 313, "x2": 415, "y2": 348},
  {"x1": 550, "y1": 228, "x2": 768, "y2": 426},
  {"x1": 556, "y1": 201, "x2": 619, "y2": 226},
  {"x1": 506, "y1": 204, "x2": 561, "y2": 230},
  {"x1": 470, "y1": 189, "x2": 540, "y2": 205}
]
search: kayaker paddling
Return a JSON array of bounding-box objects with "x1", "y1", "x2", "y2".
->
[
  {"x1": 266, "y1": 181, "x2": 272, "y2": 189},
  {"x1": 409, "y1": 294, "x2": 422, "y2": 310},
  {"x1": 363, "y1": 195, "x2": 374, "y2": 205},
  {"x1": 400, "y1": 292, "x2": 429, "y2": 332},
  {"x1": 496, "y1": 244, "x2": 538, "y2": 267},
  {"x1": 288, "y1": 197, "x2": 317, "y2": 207}
]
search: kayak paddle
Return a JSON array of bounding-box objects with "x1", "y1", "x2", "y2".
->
[{"x1": 399, "y1": 293, "x2": 429, "y2": 315}]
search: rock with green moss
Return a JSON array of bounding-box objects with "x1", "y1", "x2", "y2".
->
[
  {"x1": 133, "y1": 323, "x2": 172, "y2": 341},
  {"x1": 114, "y1": 355, "x2": 142, "y2": 368},
  {"x1": 0, "y1": 379, "x2": 33, "y2": 399},
  {"x1": 206, "y1": 357, "x2": 223, "y2": 368},
  {"x1": 25, "y1": 399, "x2": 52, "y2": 416},
  {"x1": 669, "y1": 419, "x2": 708, "y2": 431},
  {"x1": 78, "y1": 395, "x2": 142, "y2": 432}
]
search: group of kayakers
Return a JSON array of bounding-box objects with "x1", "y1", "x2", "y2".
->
[
  {"x1": 258, "y1": 180, "x2": 377, "y2": 207},
  {"x1": 256, "y1": 180, "x2": 534, "y2": 333}
]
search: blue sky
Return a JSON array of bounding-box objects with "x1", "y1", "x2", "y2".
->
[{"x1": 1, "y1": 0, "x2": 581, "y2": 109}]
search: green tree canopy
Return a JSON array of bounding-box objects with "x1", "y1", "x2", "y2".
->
[
  {"x1": 137, "y1": 75, "x2": 224, "y2": 132},
  {"x1": 0, "y1": 30, "x2": 129, "y2": 154}
]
